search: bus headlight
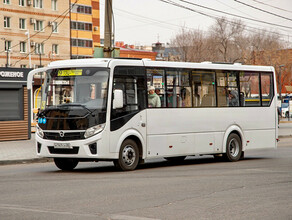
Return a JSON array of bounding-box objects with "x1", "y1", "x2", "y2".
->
[
  {"x1": 84, "y1": 124, "x2": 105, "y2": 139},
  {"x1": 36, "y1": 125, "x2": 44, "y2": 139}
]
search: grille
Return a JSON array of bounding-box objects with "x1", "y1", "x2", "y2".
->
[
  {"x1": 44, "y1": 132, "x2": 85, "y2": 141},
  {"x1": 48, "y1": 147, "x2": 79, "y2": 154}
]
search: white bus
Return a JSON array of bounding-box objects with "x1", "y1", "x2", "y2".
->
[{"x1": 27, "y1": 58, "x2": 278, "y2": 171}]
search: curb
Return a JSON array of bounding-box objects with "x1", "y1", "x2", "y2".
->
[
  {"x1": 279, "y1": 135, "x2": 292, "y2": 139},
  {"x1": 0, "y1": 158, "x2": 52, "y2": 166},
  {"x1": 280, "y1": 121, "x2": 292, "y2": 123}
]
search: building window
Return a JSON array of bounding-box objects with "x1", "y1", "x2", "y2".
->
[
  {"x1": 33, "y1": 0, "x2": 43, "y2": 8},
  {"x1": 20, "y1": 64, "x2": 27, "y2": 68},
  {"x1": 35, "y1": 43, "x2": 44, "y2": 54},
  {"x1": 52, "y1": 22, "x2": 58, "y2": 33},
  {"x1": 52, "y1": 44, "x2": 58, "y2": 55},
  {"x1": 19, "y1": 0, "x2": 25, "y2": 6},
  {"x1": 71, "y1": 21, "x2": 92, "y2": 31},
  {"x1": 19, "y1": 18, "x2": 26, "y2": 30},
  {"x1": 34, "y1": 20, "x2": 43, "y2": 31},
  {"x1": 3, "y1": 0, "x2": 10, "y2": 4},
  {"x1": 71, "y1": 39, "x2": 93, "y2": 48},
  {"x1": 51, "y1": 0, "x2": 57, "y2": 10},
  {"x1": 4, "y1": 17, "x2": 11, "y2": 28},
  {"x1": 20, "y1": 41, "x2": 26, "y2": 53},
  {"x1": 4, "y1": 41, "x2": 11, "y2": 51},
  {"x1": 71, "y1": 4, "x2": 92, "y2": 15}
]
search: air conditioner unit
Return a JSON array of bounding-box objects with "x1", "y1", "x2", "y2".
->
[
  {"x1": 30, "y1": 41, "x2": 35, "y2": 47},
  {"x1": 27, "y1": 0, "x2": 32, "y2": 6},
  {"x1": 30, "y1": 18, "x2": 36, "y2": 25},
  {"x1": 48, "y1": 21, "x2": 53, "y2": 26}
]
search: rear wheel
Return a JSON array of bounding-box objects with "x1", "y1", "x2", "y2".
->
[
  {"x1": 54, "y1": 158, "x2": 79, "y2": 171},
  {"x1": 114, "y1": 139, "x2": 139, "y2": 171},
  {"x1": 224, "y1": 133, "x2": 242, "y2": 162}
]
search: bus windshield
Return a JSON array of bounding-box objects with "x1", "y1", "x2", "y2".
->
[{"x1": 41, "y1": 67, "x2": 109, "y2": 111}]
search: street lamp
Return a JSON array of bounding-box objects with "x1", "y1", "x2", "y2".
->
[{"x1": 25, "y1": 30, "x2": 32, "y2": 68}]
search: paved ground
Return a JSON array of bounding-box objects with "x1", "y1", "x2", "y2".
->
[{"x1": 0, "y1": 121, "x2": 291, "y2": 164}]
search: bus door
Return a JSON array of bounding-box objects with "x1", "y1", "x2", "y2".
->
[{"x1": 109, "y1": 66, "x2": 147, "y2": 153}]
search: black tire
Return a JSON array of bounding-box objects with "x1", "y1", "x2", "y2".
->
[
  {"x1": 164, "y1": 156, "x2": 186, "y2": 163},
  {"x1": 114, "y1": 139, "x2": 139, "y2": 171},
  {"x1": 54, "y1": 158, "x2": 79, "y2": 171},
  {"x1": 224, "y1": 133, "x2": 242, "y2": 162}
]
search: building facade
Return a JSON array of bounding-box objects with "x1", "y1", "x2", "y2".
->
[
  {"x1": 70, "y1": 0, "x2": 100, "y2": 59},
  {"x1": 0, "y1": 67, "x2": 31, "y2": 141},
  {"x1": 252, "y1": 49, "x2": 292, "y2": 94},
  {"x1": 0, "y1": 0, "x2": 71, "y2": 68}
]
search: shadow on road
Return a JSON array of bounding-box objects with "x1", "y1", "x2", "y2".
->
[{"x1": 50, "y1": 155, "x2": 272, "y2": 173}]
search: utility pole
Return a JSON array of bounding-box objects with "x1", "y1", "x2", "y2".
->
[
  {"x1": 104, "y1": 0, "x2": 113, "y2": 58},
  {"x1": 279, "y1": 64, "x2": 285, "y2": 101}
]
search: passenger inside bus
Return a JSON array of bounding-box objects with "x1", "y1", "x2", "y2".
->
[
  {"x1": 148, "y1": 86, "x2": 161, "y2": 108},
  {"x1": 228, "y1": 90, "x2": 239, "y2": 107},
  {"x1": 155, "y1": 88, "x2": 165, "y2": 107}
]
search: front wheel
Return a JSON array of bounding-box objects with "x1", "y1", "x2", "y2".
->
[
  {"x1": 114, "y1": 139, "x2": 139, "y2": 171},
  {"x1": 224, "y1": 133, "x2": 242, "y2": 162},
  {"x1": 54, "y1": 158, "x2": 79, "y2": 171}
]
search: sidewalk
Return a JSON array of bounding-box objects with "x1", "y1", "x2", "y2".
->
[
  {"x1": 0, "y1": 134, "x2": 50, "y2": 165},
  {"x1": 0, "y1": 122, "x2": 292, "y2": 165}
]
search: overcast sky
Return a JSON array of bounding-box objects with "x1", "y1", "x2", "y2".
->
[{"x1": 99, "y1": 0, "x2": 292, "y2": 46}]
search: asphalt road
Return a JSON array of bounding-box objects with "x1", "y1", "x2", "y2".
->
[{"x1": 0, "y1": 139, "x2": 292, "y2": 220}]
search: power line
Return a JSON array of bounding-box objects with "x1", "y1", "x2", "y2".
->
[
  {"x1": 177, "y1": 0, "x2": 292, "y2": 30},
  {"x1": 12, "y1": 1, "x2": 79, "y2": 66},
  {"x1": 159, "y1": 0, "x2": 292, "y2": 37},
  {"x1": 234, "y1": 0, "x2": 292, "y2": 22},
  {"x1": 0, "y1": 5, "x2": 73, "y2": 55},
  {"x1": 158, "y1": 0, "x2": 291, "y2": 44},
  {"x1": 251, "y1": 0, "x2": 292, "y2": 14},
  {"x1": 215, "y1": 0, "x2": 291, "y2": 35}
]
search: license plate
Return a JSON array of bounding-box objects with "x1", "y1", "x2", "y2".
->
[{"x1": 54, "y1": 143, "x2": 72, "y2": 149}]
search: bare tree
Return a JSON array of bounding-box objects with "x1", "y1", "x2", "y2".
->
[{"x1": 210, "y1": 17, "x2": 246, "y2": 63}]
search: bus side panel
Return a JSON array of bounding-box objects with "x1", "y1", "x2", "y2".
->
[
  {"x1": 244, "y1": 129, "x2": 276, "y2": 150},
  {"x1": 146, "y1": 106, "x2": 276, "y2": 157},
  {"x1": 109, "y1": 111, "x2": 147, "y2": 157}
]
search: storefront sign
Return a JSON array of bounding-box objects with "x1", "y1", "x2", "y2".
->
[
  {"x1": 0, "y1": 68, "x2": 32, "y2": 82},
  {"x1": 0, "y1": 71, "x2": 24, "y2": 78}
]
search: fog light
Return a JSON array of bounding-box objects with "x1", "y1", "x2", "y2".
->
[{"x1": 88, "y1": 143, "x2": 97, "y2": 154}]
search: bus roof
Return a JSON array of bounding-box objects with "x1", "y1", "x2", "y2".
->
[{"x1": 47, "y1": 58, "x2": 274, "y2": 72}]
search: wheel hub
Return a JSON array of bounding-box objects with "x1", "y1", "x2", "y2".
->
[
  {"x1": 122, "y1": 145, "x2": 136, "y2": 166},
  {"x1": 229, "y1": 138, "x2": 239, "y2": 157}
]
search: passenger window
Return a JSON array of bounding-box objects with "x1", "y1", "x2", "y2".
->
[
  {"x1": 192, "y1": 70, "x2": 216, "y2": 107},
  {"x1": 217, "y1": 71, "x2": 239, "y2": 107},
  {"x1": 240, "y1": 72, "x2": 260, "y2": 106},
  {"x1": 166, "y1": 69, "x2": 192, "y2": 108},
  {"x1": 146, "y1": 68, "x2": 165, "y2": 107},
  {"x1": 261, "y1": 73, "x2": 274, "y2": 106}
]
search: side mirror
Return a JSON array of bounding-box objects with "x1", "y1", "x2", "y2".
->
[{"x1": 113, "y1": 89, "x2": 123, "y2": 109}]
